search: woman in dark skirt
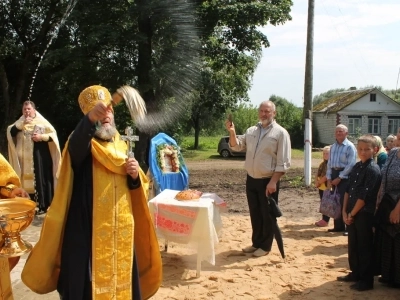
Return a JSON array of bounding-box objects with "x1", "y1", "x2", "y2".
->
[{"x1": 374, "y1": 147, "x2": 400, "y2": 288}]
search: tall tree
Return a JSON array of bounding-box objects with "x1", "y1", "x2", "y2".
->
[
  {"x1": 1, "y1": 0, "x2": 201, "y2": 166},
  {"x1": 1, "y1": 0, "x2": 293, "y2": 162},
  {"x1": 312, "y1": 88, "x2": 346, "y2": 106},
  {"x1": 228, "y1": 102, "x2": 258, "y2": 135},
  {"x1": 0, "y1": 0, "x2": 69, "y2": 153},
  {"x1": 190, "y1": 52, "x2": 258, "y2": 148},
  {"x1": 188, "y1": 0, "x2": 293, "y2": 148},
  {"x1": 270, "y1": 94, "x2": 303, "y2": 148}
]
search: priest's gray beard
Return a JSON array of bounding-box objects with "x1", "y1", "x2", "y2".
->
[{"x1": 95, "y1": 122, "x2": 117, "y2": 140}]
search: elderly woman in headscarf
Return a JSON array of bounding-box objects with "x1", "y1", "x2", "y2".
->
[{"x1": 386, "y1": 134, "x2": 396, "y2": 154}]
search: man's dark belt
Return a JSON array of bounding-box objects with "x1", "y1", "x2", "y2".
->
[{"x1": 332, "y1": 167, "x2": 344, "y2": 171}]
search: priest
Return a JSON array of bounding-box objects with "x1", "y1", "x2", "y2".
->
[
  {"x1": 7, "y1": 101, "x2": 61, "y2": 214},
  {"x1": 22, "y1": 85, "x2": 162, "y2": 299}
]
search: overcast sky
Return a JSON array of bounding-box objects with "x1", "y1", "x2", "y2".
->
[{"x1": 248, "y1": 0, "x2": 400, "y2": 108}]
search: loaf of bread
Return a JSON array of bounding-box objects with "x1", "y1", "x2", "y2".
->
[{"x1": 175, "y1": 189, "x2": 203, "y2": 201}]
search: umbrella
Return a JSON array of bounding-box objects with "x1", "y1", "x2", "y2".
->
[
  {"x1": 273, "y1": 221, "x2": 285, "y2": 259},
  {"x1": 268, "y1": 196, "x2": 285, "y2": 259}
]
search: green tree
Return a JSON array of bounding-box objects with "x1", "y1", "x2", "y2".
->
[
  {"x1": 228, "y1": 102, "x2": 258, "y2": 135},
  {"x1": 1, "y1": 0, "x2": 294, "y2": 163},
  {"x1": 0, "y1": 0, "x2": 70, "y2": 153},
  {"x1": 188, "y1": 0, "x2": 293, "y2": 149},
  {"x1": 270, "y1": 95, "x2": 303, "y2": 148},
  {"x1": 381, "y1": 88, "x2": 399, "y2": 101},
  {"x1": 312, "y1": 85, "x2": 394, "y2": 107},
  {"x1": 226, "y1": 97, "x2": 303, "y2": 148},
  {"x1": 1, "y1": 0, "x2": 201, "y2": 166},
  {"x1": 189, "y1": 53, "x2": 258, "y2": 148}
]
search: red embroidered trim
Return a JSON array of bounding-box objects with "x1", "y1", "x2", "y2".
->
[
  {"x1": 158, "y1": 204, "x2": 197, "y2": 219},
  {"x1": 154, "y1": 213, "x2": 192, "y2": 235}
]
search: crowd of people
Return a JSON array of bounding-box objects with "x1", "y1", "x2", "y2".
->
[
  {"x1": 313, "y1": 124, "x2": 400, "y2": 291},
  {"x1": 2, "y1": 95, "x2": 400, "y2": 298},
  {"x1": 225, "y1": 103, "x2": 400, "y2": 292},
  {"x1": 226, "y1": 102, "x2": 400, "y2": 292}
]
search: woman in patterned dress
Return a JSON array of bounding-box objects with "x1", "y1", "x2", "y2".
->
[{"x1": 374, "y1": 147, "x2": 400, "y2": 288}]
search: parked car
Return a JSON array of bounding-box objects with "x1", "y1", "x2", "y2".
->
[{"x1": 217, "y1": 136, "x2": 246, "y2": 158}]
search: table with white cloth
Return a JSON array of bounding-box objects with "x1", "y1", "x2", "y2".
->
[{"x1": 148, "y1": 189, "x2": 225, "y2": 276}]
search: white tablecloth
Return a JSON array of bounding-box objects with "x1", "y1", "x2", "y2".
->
[{"x1": 148, "y1": 189, "x2": 223, "y2": 266}]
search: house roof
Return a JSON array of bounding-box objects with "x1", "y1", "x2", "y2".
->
[{"x1": 313, "y1": 88, "x2": 376, "y2": 113}]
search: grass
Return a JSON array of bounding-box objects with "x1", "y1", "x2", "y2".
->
[
  {"x1": 292, "y1": 149, "x2": 322, "y2": 159},
  {"x1": 287, "y1": 175, "x2": 305, "y2": 188},
  {"x1": 181, "y1": 149, "x2": 220, "y2": 160},
  {"x1": 181, "y1": 136, "x2": 322, "y2": 160},
  {"x1": 180, "y1": 136, "x2": 221, "y2": 160}
]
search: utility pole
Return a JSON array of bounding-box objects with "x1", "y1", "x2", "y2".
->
[
  {"x1": 303, "y1": 0, "x2": 315, "y2": 186},
  {"x1": 394, "y1": 67, "x2": 400, "y2": 100}
]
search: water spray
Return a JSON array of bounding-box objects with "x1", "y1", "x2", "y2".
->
[
  {"x1": 25, "y1": 0, "x2": 202, "y2": 134},
  {"x1": 123, "y1": 0, "x2": 202, "y2": 133},
  {"x1": 27, "y1": 0, "x2": 79, "y2": 101}
]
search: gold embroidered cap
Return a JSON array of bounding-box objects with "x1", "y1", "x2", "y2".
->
[{"x1": 78, "y1": 85, "x2": 112, "y2": 115}]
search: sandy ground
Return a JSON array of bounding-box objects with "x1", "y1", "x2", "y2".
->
[
  {"x1": 9, "y1": 157, "x2": 400, "y2": 299},
  {"x1": 149, "y1": 158, "x2": 400, "y2": 300}
]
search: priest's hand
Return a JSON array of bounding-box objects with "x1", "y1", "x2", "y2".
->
[
  {"x1": 390, "y1": 208, "x2": 400, "y2": 224},
  {"x1": 10, "y1": 188, "x2": 30, "y2": 198},
  {"x1": 126, "y1": 157, "x2": 139, "y2": 180},
  {"x1": 24, "y1": 113, "x2": 33, "y2": 124},
  {"x1": 32, "y1": 133, "x2": 42, "y2": 142},
  {"x1": 24, "y1": 116, "x2": 33, "y2": 124},
  {"x1": 88, "y1": 102, "x2": 112, "y2": 123}
]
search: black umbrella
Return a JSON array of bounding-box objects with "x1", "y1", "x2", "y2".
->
[
  {"x1": 273, "y1": 221, "x2": 285, "y2": 259},
  {"x1": 268, "y1": 196, "x2": 285, "y2": 259}
]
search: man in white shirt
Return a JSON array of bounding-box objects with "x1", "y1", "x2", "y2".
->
[{"x1": 225, "y1": 100, "x2": 291, "y2": 257}]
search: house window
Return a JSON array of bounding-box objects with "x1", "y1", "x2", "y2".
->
[
  {"x1": 370, "y1": 94, "x2": 376, "y2": 102},
  {"x1": 368, "y1": 117, "x2": 381, "y2": 134},
  {"x1": 388, "y1": 118, "x2": 400, "y2": 134},
  {"x1": 348, "y1": 117, "x2": 362, "y2": 135}
]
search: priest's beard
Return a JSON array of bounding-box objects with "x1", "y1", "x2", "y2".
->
[{"x1": 95, "y1": 122, "x2": 117, "y2": 140}]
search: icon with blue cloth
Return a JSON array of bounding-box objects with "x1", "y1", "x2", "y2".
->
[{"x1": 148, "y1": 133, "x2": 189, "y2": 196}]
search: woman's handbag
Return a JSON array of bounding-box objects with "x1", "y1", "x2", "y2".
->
[{"x1": 320, "y1": 187, "x2": 341, "y2": 219}]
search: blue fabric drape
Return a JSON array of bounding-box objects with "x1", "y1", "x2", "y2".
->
[{"x1": 149, "y1": 133, "x2": 189, "y2": 195}]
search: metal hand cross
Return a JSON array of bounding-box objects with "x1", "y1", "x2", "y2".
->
[{"x1": 121, "y1": 126, "x2": 139, "y2": 158}]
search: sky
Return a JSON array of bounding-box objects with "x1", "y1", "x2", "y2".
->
[{"x1": 248, "y1": 0, "x2": 400, "y2": 108}]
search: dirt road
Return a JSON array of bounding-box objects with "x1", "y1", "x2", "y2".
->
[
  {"x1": 186, "y1": 157, "x2": 319, "y2": 170},
  {"x1": 153, "y1": 156, "x2": 399, "y2": 300}
]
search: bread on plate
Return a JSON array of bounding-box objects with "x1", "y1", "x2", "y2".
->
[{"x1": 175, "y1": 189, "x2": 203, "y2": 201}]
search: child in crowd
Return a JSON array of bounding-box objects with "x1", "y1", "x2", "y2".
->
[
  {"x1": 374, "y1": 136, "x2": 387, "y2": 169},
  {"x1": 385, "y1": 134, "x2": 395, "y2": 153},
  {"x1": 314, "y1": 146, "x2": 331, "y2": 227},
  {"x1": 336, "y1": 135, "x2": 381, "y2": 291}
]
